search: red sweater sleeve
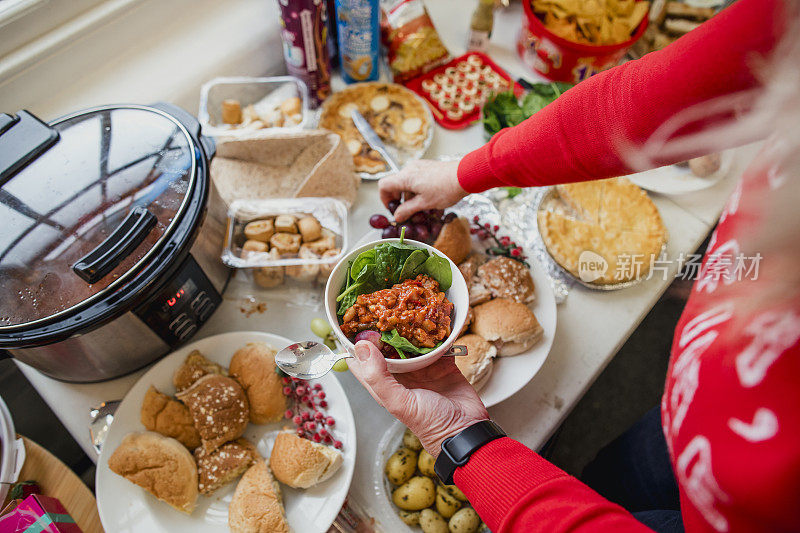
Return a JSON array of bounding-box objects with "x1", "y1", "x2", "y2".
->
[
  {"x1": 458, "y1": 0, "x2": 783, "y2": 192},
  {"x1": 454, "y1": 438, "x2": 652, "y2": 532}
]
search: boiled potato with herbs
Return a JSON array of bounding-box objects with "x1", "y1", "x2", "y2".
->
[
  {"x1": 398, "y1": 510, "x2": 421, "y2": 526},
  {"x1": 442, "y1": 483, "x2": 468, "y2": 502},
  {"x1": 448, "y1": 507, "x2": 481, "y2": 533},
  {"x1": 386, "y1": 447, "x2": 418, "y2": 486},
  {"x1": 403, "y1": 428, "x2": 423, "y2": 451},
  {"x1": 418, "y1": 449, "x2": 436, "y2": 477},
  {"x1": 393, "y1": 476, "x2": 436, "y2": 511},
  {"x1": 420, "y1": 509, "x2": 449, "y2": 533},
  {"x1": 436, "y1": 485, "x2": 462, "y2": 518}
]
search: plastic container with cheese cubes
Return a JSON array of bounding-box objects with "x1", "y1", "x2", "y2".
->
[{"x1": 404, "y1": 52, "x2": 524, "y2": 129}]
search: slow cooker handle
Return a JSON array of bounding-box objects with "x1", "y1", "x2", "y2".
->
[{"x1": 72, "y1": 206, "x2": 157, "y2": 284}]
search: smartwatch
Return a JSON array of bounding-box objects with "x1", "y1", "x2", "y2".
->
[{"x1": 434, "y1": 420, "x2": 505, "y2": 484}]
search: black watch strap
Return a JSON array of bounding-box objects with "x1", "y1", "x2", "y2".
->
[{"x1": 434, "y1": 420, "x2": 505, "y2": 484}]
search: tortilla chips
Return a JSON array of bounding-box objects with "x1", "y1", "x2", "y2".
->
[{"x1": 532, "y1": 0, "x2": 650, "y2": 45}]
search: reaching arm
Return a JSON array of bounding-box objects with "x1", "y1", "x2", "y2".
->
[{"x1": 457, "y1": 0, "x2": 783, "y2": 192}]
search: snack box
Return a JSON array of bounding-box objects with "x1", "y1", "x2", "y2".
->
[
  {"x1": 404, "y1": 52, "x2": 524, "y2": 130},
  {"x1": 198, "y1": 76, "x2": 311, "y2": 137}
]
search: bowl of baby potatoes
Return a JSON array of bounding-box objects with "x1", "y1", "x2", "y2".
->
[{"x1": 374, "y1": 422, "x2": 486, "y2": 533}]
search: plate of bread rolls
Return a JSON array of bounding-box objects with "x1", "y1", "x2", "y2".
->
[{"x1": 95, "y1": 331, "x2": 356, "y2": 533}]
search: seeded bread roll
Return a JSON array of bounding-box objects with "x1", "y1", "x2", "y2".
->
[
  {"x1": 140, "y1": 386, "x2": 201, "y2": 449},
  {"x1": 229, "y1": 342, "x2": 286, "y2": 424},
  {"x1": 477, "y1": 256, "x2": 535, "y2": 304},
  {"x1": 173, "y1": 350, "x2": 227, "y2": 392},
  {"x1": 268, "y1": 430, "x2": 343, "y2": 489},
  {"x1": 194, "y1": 438, "x2": 259, "y2": 495},
  {"x1": 229, "y1": 460, "x2": 290, "y2": 533},
  {"x1": 471, "y1": 298, "x2": 543, "y2": 356},
  {"x1": 108, "y1": 431, "x2": 198, "y2": 514},
  {"x1": 176, "y1": 374, "x2": 250, "y2": 454}
]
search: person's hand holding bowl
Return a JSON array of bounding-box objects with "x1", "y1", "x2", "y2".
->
[{"x1": 347, "y1": 340, "x2": 489, "y2": 458}]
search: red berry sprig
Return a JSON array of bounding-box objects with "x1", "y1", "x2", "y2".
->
[
  {"x1": 281, "y1": 376, "x2": 342, "y2": 449},
  {"x1": 470, "y1": 215, "x2": 529, "y2": 266}
]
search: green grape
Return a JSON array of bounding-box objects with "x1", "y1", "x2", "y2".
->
[
  {"x1": 332, "y1": 359, "x2": 349, "y2": 372},
  {"x1": 310, "y1": 318, "x2": 333, "y2": 339},
  {"x1": 324, "y1": 337, "x2": 337, "y2": 350}
]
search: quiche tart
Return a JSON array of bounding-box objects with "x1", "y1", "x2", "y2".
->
[
  {"x1": 319, "y1": 83, "x2": 430, "y2": 174},
  {"x1": 538, "y1": 178, "x2": 667, "y2": 285}
]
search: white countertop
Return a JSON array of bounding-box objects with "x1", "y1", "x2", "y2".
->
[{"x1": 10, "y1": 0, "x2": 760, "y2": 521}]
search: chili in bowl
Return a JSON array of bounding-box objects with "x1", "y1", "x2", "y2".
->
[{"x1": 324, "y1": 237, "x2": 469, "y2": 373}]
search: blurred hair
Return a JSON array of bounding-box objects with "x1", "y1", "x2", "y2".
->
[{"x1": 622, "y1": 1, "x2": 800, "y2": 308}]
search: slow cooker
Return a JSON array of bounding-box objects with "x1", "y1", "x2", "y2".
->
[{"x1": 0, "y1": 103, "x2": 229, "y2": 382}]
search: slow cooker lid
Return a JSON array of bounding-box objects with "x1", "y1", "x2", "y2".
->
[{"x1": 0, "y1": 105, "x2": 198, "y2": 329}]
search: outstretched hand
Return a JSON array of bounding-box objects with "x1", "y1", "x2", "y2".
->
[
  {"x1": 348, "y1": 340, "x2": 489, "y2": 458},
  {"x1": 379, "y1": 159, "x2": 468, "y2": 223}
]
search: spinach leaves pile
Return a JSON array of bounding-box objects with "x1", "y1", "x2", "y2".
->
[
  {"x1": 336, "y1": 236, "x2": 453, "y2": 358},
  {"x1": 482, "y1": 82, "x2": 573, "y2": 138}
]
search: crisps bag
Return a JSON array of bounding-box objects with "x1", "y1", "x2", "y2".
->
[
  {"x1": 518, "y1": 0, "x2": 649, "y2": 83},
  {"x1": 381, "y1": 0, "x2": 451, "y2": 82}
]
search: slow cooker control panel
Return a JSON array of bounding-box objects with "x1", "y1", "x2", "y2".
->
[{"x1": 135, "y1": 255, "x2": 222, "y2": 346}]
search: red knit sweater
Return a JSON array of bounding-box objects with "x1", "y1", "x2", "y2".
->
[{"x1": 453, "y1": 1, "x2": 799, "y2": 532}]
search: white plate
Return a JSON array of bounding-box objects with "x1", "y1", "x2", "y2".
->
[
  {"x1": 628, "y1": 150, "x2": 733, "y2": 195},
  {"x1": 353, "y1": 228, "x2": 557, "y2": 408},
  {"x1": 96, "y1": 331, "x2": 356, "y2": 533}
]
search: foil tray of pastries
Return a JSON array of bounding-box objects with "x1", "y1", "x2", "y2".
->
[
  {"x1": 199, "y1": 76, "x2": 310, "y2": 137},
  {"x1": 318, "y1": 82, "x2": 433, "y2": 178},
  {"x1": 107, "y1": 343, "x2": 344, "y2": 531},
  {"x1": 537, "y1": 177, "x2": 668, "y2": 289},
  {"x1": 221, "y1": 197, "x2": 348, "y2": 290}
]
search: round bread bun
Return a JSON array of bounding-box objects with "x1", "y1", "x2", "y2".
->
[
  {"x1": 269, "y1": 430, "x2": 344, "y2": 489},
  {"x1": 433, "y1": 217, "x2": 472, "y2": 265},
  {"x1": 477, "y1": 256, "x2": 536, "y2": 304},
  {"x1": 108, "y1": 431, "x2": 198, "y2": 514},
  {"x1": 471, "y1": 298, "x2": 544, "y2": 356},
  {"x1": 229, "y1": 460, "x2": 290, "y2": 533},
  {"x1": 229, "y1": 342, "x2": 286, "y2": 424},
  {"x1": 454, "y1": 334, "x2": 496, "y2": 391}
]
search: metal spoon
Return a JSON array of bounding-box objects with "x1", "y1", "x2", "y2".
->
[
  {"x1": 275, "y1": 341, "x2": 467, "y2": 379},
  {"x1": 89, "y1": 399, "x2": 120, "y2": 456}
]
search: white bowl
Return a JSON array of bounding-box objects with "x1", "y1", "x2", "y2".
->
[{"x1": 324, "y1": 238, "x2": 468, "y2": 373}]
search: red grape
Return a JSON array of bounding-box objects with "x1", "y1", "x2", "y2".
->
[
  {"x1": 399, "y1": 224, "x2": 416, "y2": 240},
  {"x1": 382, "y1": 226, "x2": 399, "y2": 239},
  {"x1": 415, "y1": 226, "x2": 431, "y2": 243},
  {"x1": 369, "y1": 214, "x2": 390, "y2": 229},
  {"x1": 354, "y1": 330, "x2": 382, "y2": 347},
  {"x1": 430, "y1": 221, "x2": 443, "y2": 239},
  {"x1": 387, "y1": 200, "x2": 400, "y2": 214},
  {"x1": 410, "y1": 212, "x2": 427, "y2": 224}
]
